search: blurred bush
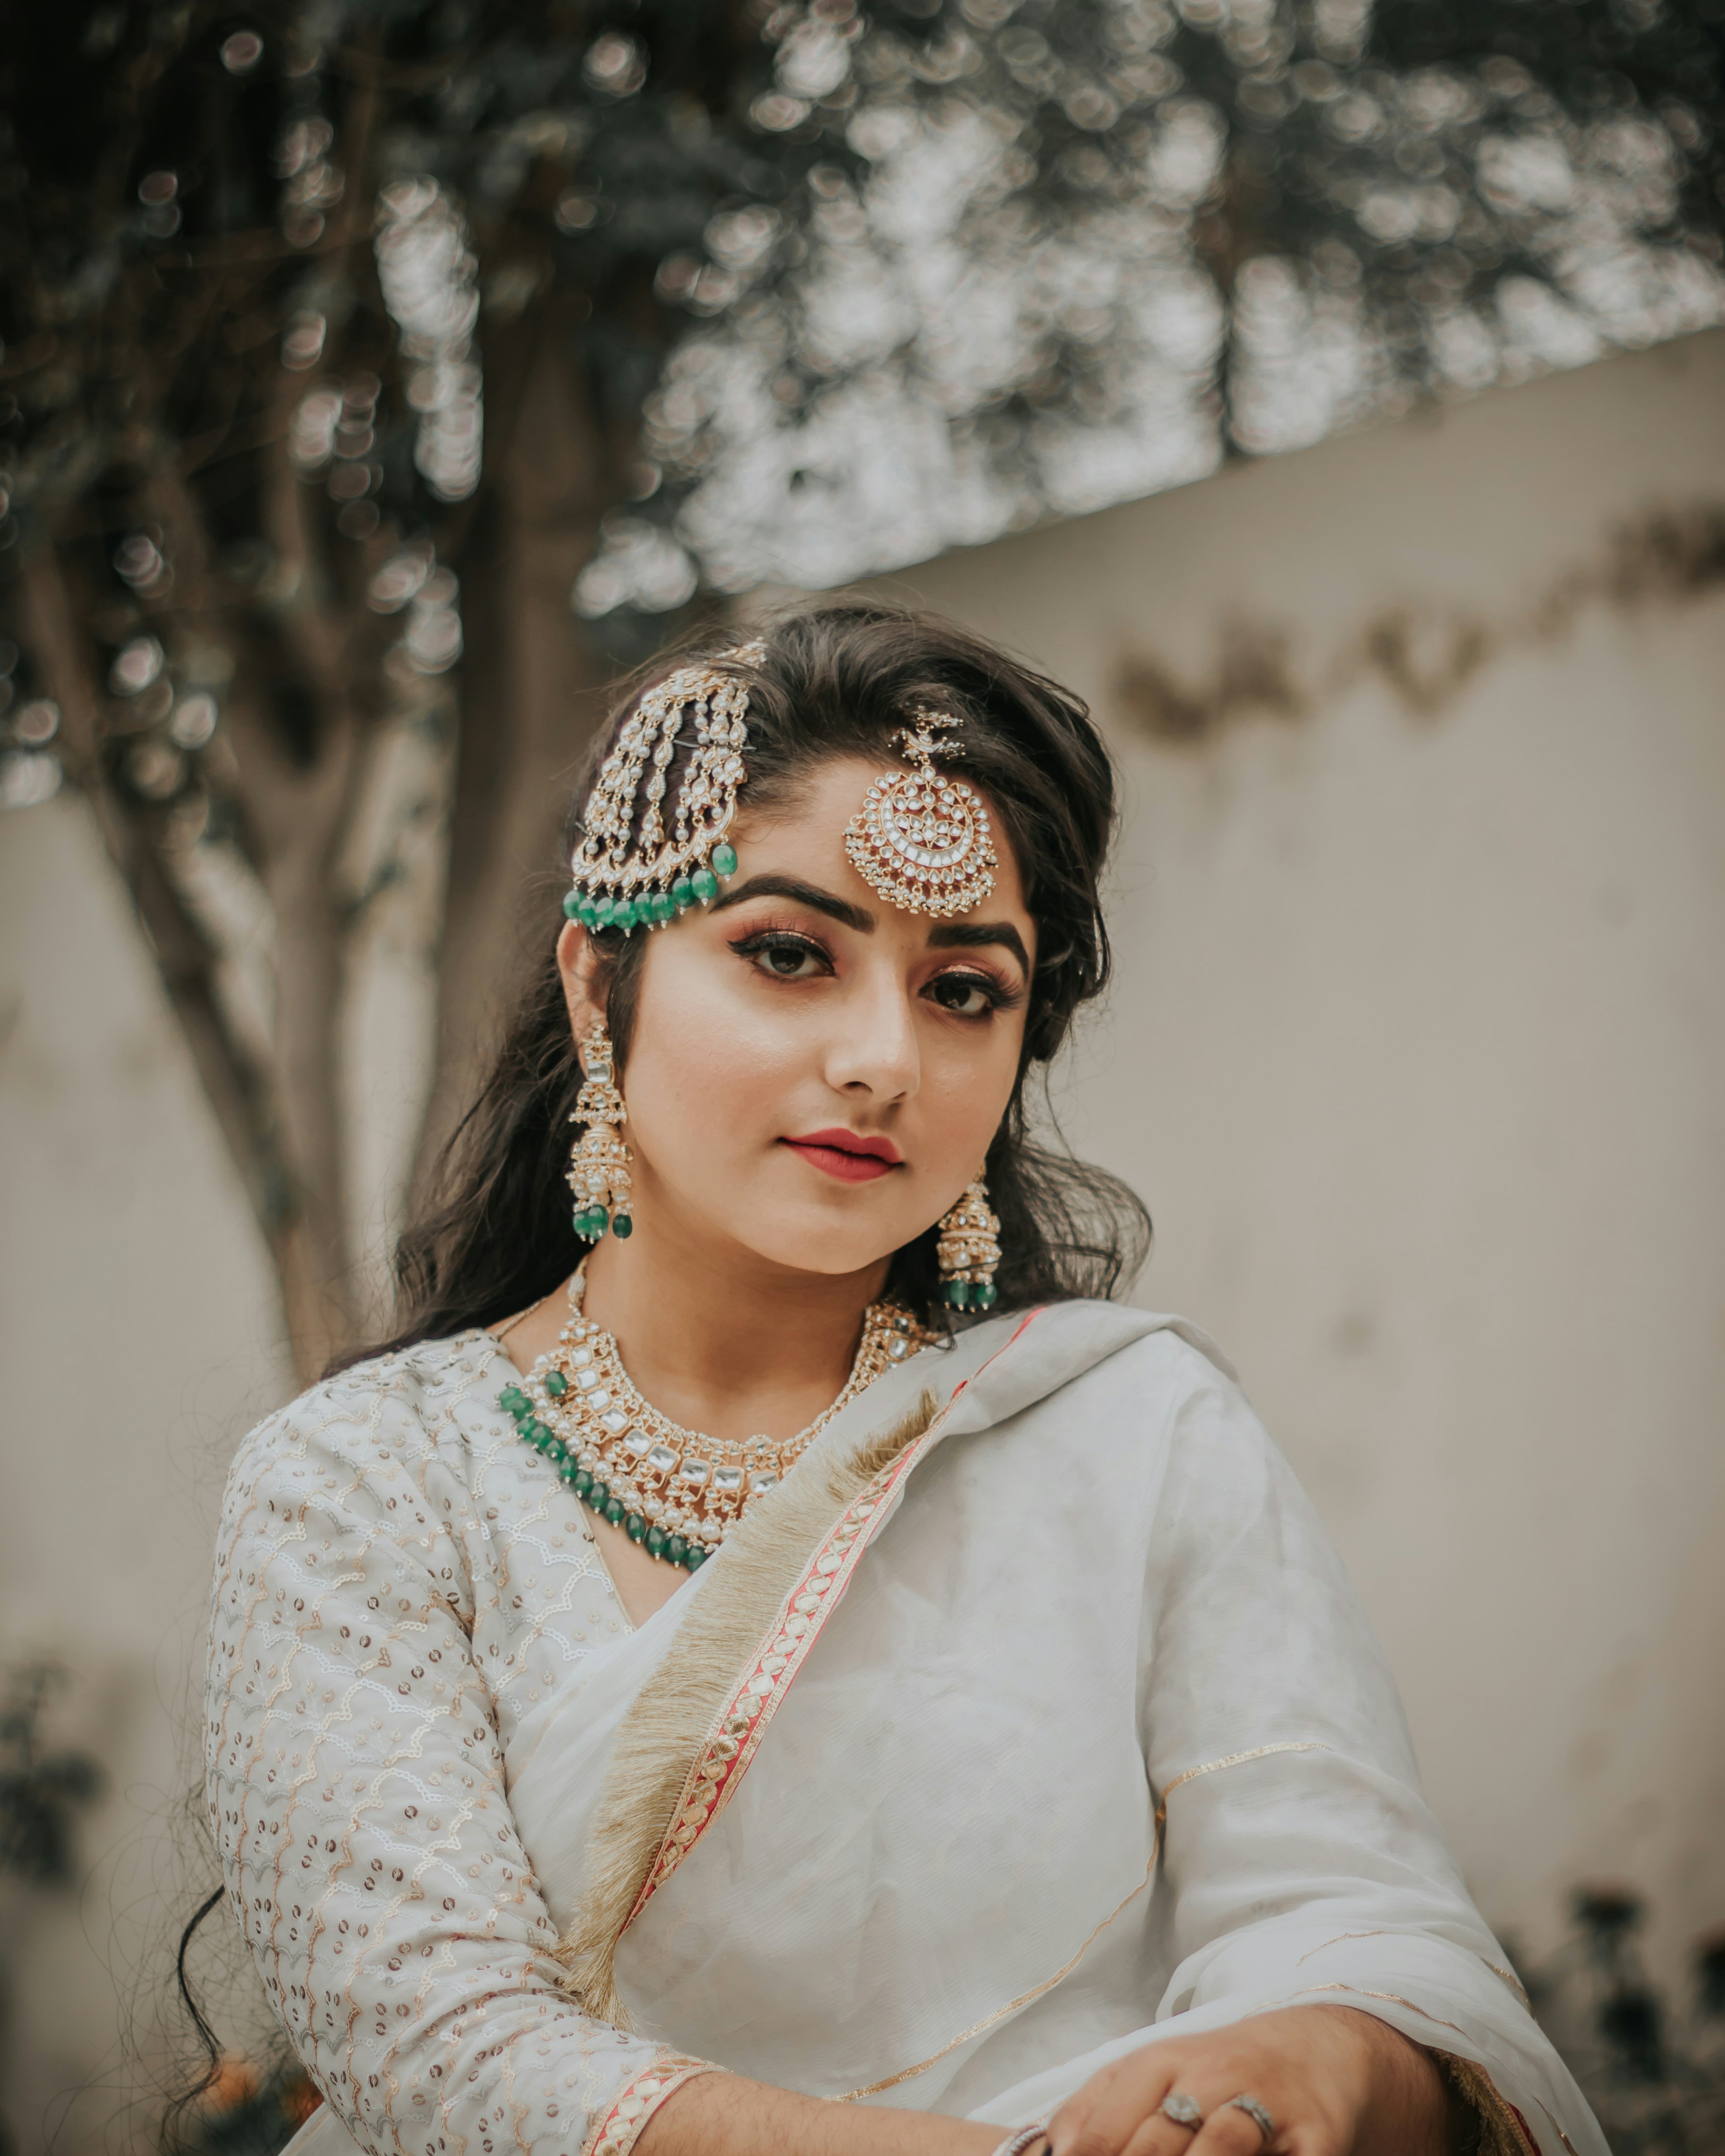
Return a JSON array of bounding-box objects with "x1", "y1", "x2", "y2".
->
[
  {"x1": 0, "y1": 1663, "x2": 105, "y2": 2156},
  {"x1": 1516, "y1": 1885, "x2": 1725, "y2": 2153},
  {"x1": 0, "y1": 1661, "x2": 103, "y2": 1890}
]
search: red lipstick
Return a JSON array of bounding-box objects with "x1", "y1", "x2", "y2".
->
[{"x1": 781, "y1": 1129, "x2": 904, "y2": 1183}]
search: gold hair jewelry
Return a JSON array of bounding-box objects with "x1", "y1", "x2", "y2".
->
[
  {"x1": 936, "y1": 1173, "x2": 1001, "y2": 1310},
  {"x1": 563, "y1": 639, "x2": 766, "y2": 934},
  {"x1": 845, "y1": 713, "x2": 998, "y2": 918},
  {"x1": 495, "y1": 1268, "x2": 939, "y2": 1569},
  {"x1": 567, "y1": 1021, "x2": 634, "y2": 1242}
]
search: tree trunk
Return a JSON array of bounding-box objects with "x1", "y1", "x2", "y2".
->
[
  {"x1": 17, "y1": 544, "x2": 345, "y2": 1371},
  {"x1": 223, "y1": 684, "x2": 372, "y2": 1377},
  {"x1": 24, "y1": 415, "x2": 393, "y2": 1380},
  {"x1": 412, "y1": 310, "x2": 618, "y2": 1192}
]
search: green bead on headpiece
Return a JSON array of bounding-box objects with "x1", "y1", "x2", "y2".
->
[{"x1": 561, "y1": 642, "x2": 764, "y2": 937}]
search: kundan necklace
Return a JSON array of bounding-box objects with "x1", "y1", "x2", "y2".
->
[{"x1": 498, "y1": 1268, "x2": 939, "y2": 1570}]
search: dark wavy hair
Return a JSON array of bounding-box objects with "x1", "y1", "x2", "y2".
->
[{"x1": 358, "y1": 598, "x2": 1148, "y2": 1362}]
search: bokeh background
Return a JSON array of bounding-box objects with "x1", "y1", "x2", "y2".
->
[{"x1": 2, "y1": 4, "x2": 1723, "y2": 2155}]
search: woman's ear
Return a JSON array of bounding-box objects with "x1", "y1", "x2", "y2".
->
[{"x1": 556, "y1": 922, "x2": 609, "y2": 1047}]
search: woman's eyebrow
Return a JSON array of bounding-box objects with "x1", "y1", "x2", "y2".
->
[
  {"x1": 710, "y1": 874, "x2": 875, "y2": 932},
  {"x1": 928, "y1": 919, "x2": 1032, "y2": 972}
]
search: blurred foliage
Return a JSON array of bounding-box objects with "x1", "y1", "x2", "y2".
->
[
  {"x1": 0, "y1": 1665, "x2": 105, "y2": 2156},
  {"x1": 605, "y1": 0, "x2": 1725, "y2": 592},
  {"x1": 1515, "y1": 1885, "x2": 1725, "y2": 2153},
  {"x1": 0, "y1": 0, "x2": 1718, "y2": 1366},
  {"x1": 0, "y1": 1661, "x2": 104, "y2": 1890},
  {"x1": 2, "y1": 1, "x2": 1718, "y2": 614}
]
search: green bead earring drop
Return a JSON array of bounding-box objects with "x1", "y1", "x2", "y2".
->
[
  {"x1": 566, "y1": 1021, "x2": 635, "y2": 1245},
  {"x1": 935, "y1": 1173, "x2": 1001, "y2": 1314}
]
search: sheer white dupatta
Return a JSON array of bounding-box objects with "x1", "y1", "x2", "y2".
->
[{"x1": 509, "y1": 1301, "x2": 1605, "y2": 2156}]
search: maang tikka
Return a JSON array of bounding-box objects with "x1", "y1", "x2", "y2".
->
[
  {"x1": 567, "y1": 1021, "x2": 633, "y2": 1242},
  {"x1": 845, "y1": 712, "x2": 997, "y2": 919},
  {"x1": 562, "y1": 640, "x2": 766, "y2": 935}
]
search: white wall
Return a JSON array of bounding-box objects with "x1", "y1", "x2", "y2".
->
[
  {"x1": 851, "y1": 329, "x2": 1725, "y2": 1987},
  {"x1": 0, "y1": 798, "x2": 291, "y2": 2156}
]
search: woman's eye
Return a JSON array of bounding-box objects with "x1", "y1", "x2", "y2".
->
[
  {"x1": 928, "y1": 972, "x2": 999, "y2": 1017},
  {"x1": 741, "y1": 934, "x2": 830, "y2": 981}
]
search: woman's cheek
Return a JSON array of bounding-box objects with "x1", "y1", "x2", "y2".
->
[
  {"x1": 919, "y1": 1027, "x2": 1019, "y2": 1154},
  {"x1": 628, "y1": 957, "x2": 799, "y2": 1152}
]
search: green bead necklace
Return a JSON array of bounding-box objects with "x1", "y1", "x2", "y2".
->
[{"x1": 499, "y1": 1270, "x2": 938, "y2": 1569}]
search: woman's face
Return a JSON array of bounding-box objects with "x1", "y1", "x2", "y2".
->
[{"x1": 559, "y1": 754, "x2": 1036, "y2": 1288}]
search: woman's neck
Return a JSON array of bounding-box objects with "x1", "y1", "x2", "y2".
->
[{"x1": 501, "y1": 1213, "x2": 891, "y2": 1446}]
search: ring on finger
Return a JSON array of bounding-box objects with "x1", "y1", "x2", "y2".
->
[
  {"x1": 1225, "y1": 2095, "x2": 1276, "y2": 2147},
  {"x1": 1158, "y1": 2093, "x2": 1205, "y2": 2132}
]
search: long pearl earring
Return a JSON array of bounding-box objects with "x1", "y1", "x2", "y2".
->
[
  {"x1": 936, "y1": 1174, "x2": 1000, "y2": 1311},
  {"x1": 566, "y1": 1021, "x2": 634, "y2": 1242}
]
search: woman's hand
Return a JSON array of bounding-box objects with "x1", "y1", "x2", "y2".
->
[{"x1": 1042, "y1": 2005, "x2": 1456, "y2": 2156}]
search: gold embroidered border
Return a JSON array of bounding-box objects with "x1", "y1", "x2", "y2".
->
[
  {"x1": 1533, "y1": 2100, "x2": 1582, "y2": 2156},
  {"x1": 623, "y1": 1309, "x2": 1048, "y2": 1928},
  {"x1": 1153, "y1": 1740, "x2": 1331, "y2": 1841},
  {"x1": 584, "y1": 2055, "x2": 719, "y2": 2156},
  {"x1": 1294, "y1": 1980, "x2": 1471, "y2": 2039},
  {"x1": 1482, "y1": 1957, "x2": 1532, "y2": 2008},
  {"x1": 1293, "y1": 1937, "x2": 1530, "y2": 2012}
]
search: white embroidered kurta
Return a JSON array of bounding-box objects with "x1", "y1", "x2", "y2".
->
[
  {"x1": 205, "y1": 1304, "x2": 1605, "y2": 2156},
  {"x1": 204, "y1": 1331, "x2": 690, "y2": 2156}
]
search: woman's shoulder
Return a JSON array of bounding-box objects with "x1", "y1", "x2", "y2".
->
[
  {"x1": 1001, "y1": 1295, "x2": 1242, "y2": 1394},
  {"x1": 962, "y1": 1298, "x2": 1256, "y2": 1470},
  {"x1": 1014, "y1": 1300, "x2": 1313, "y2": 1522},
  {"x1": 224, "y1": 1328, "x2": 507, "y2": 1499}
]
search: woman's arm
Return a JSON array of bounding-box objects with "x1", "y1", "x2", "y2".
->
[
  {"x1": 633, "y1": 2009, "x2": 1462, "y2": 2156},
  {"x1": 205, "y1": 1369, "x2": 694, "y2": 2156},
  {"x1": 636, "y1": 2077, "x2": 1002, "y2": 2156},
  {"x1": 1101, "y1": 1345, "x2": 1566, "y2": 2153}
]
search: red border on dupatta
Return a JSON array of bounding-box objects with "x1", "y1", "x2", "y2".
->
[{"x1": 620, "y1": 1309, "x2": 1046, "y2": 1931}]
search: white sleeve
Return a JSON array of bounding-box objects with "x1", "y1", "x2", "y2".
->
[{"x1": 204, "y1": 1371, "x2": 714, "y2": 2156}]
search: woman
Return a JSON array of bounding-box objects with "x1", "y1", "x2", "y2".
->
[{"x1": 206, "y1": 603, "x2": 1603, "y2": 2156}]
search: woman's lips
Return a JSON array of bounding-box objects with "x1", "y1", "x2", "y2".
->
[{"x1": 781, "y1": 1130, "x2": 903, "y2": 1183}]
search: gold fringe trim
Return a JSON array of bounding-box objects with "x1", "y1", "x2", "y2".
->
[
  {"x1": 556, "y1": 1389, "x2": 941, "y2": 2026},
  {"x1": 1434, "y1": 2051, "x2": 1543, "y2": 2156}
]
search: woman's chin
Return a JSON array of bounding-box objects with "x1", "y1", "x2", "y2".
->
[
  {"x1": 704, "y1": 1206, "x2": 912, "y2": 1284},
  {"x1": 742, "y1": 1238, "x2": 904, "y2": 1283}
]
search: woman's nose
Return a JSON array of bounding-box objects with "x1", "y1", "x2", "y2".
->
[{"x1": 823, "y1": 966, "x2": 920, "y2": 1102}]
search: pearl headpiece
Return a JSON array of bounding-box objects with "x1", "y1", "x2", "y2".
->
[{"x1": 562, "y1": 639, "x2": 766, "y2": 934}]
